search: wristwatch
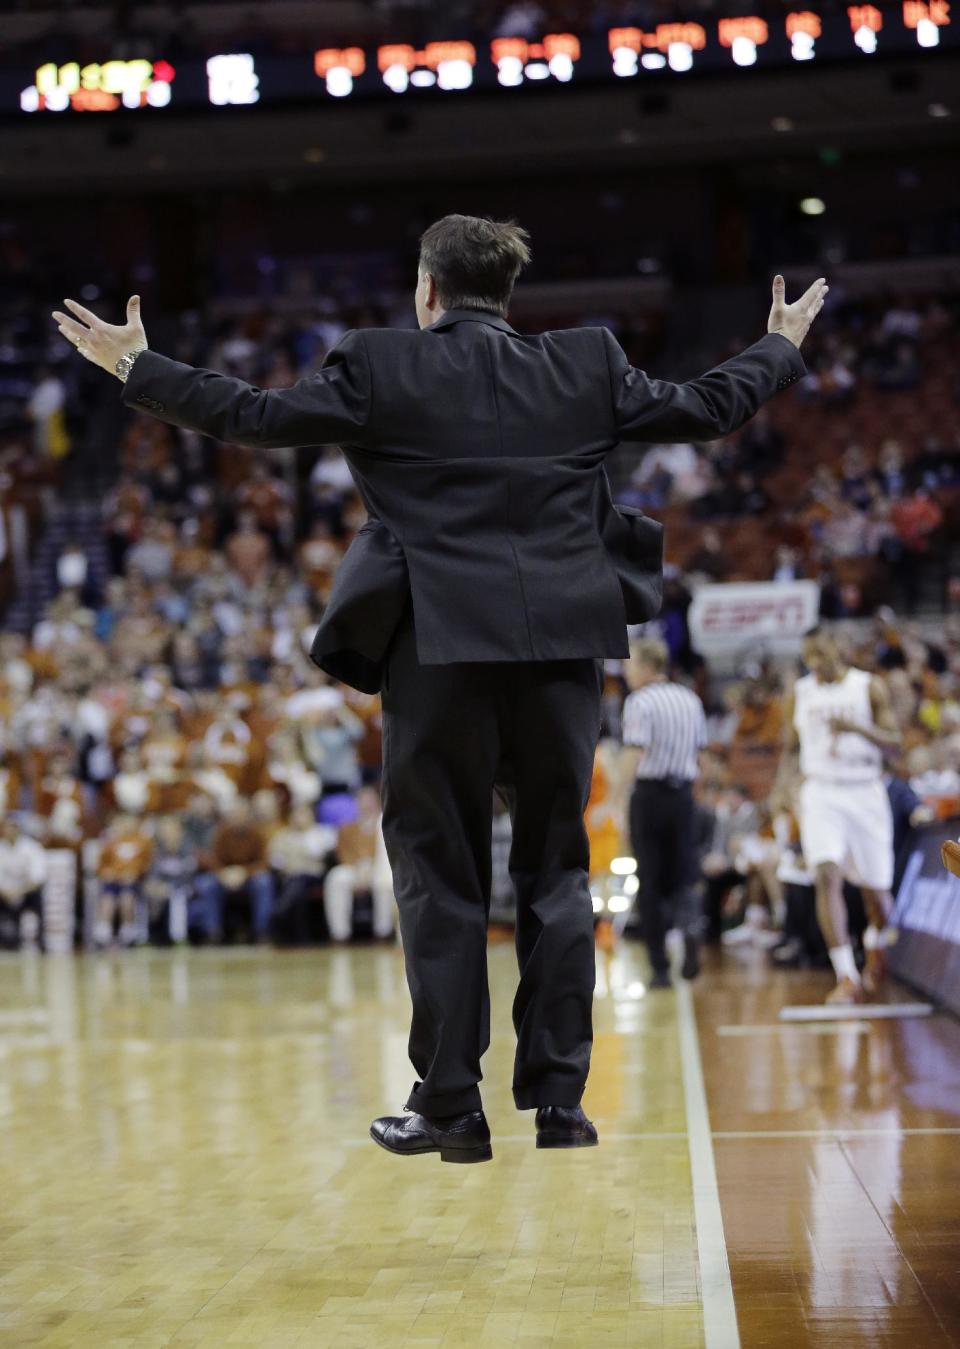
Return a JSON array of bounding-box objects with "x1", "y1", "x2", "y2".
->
[{"x1": 115, "y1": 348, "x2": 147, "y2": 383}]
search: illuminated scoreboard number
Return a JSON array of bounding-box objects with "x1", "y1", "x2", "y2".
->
[
  {"x1": 903, "y1": 0, "x2": 951, "y2": 46},
  {"x1": 490, "y1": 33, "x2": 581, "y2": 85},
  {"x1": 16, "y1": 9, "x2": 955, "y2": 116},
  {"x1": 314, "y1": 48, "x2": 366, "y2": 97},
  {"x1": 608, "y1": 24, "x2": 707, "y2": 75},
  {"x1": 718, "y1": 16, "x2": 769, "y2": 65},
  {"x1": 20, "y1": 58, "x2": 175, "y2": 112},
  {"x1": 786, "y1": 11, "x2": 822, "y2": 61},
  {"x1": 377, "y1": 41, "x2": 477, "y2": 93},
  {"x1": 847, "y1": 3, "x2": 883, "y2": 51},
  {"x1": 207, "y1": 53, "x2": 259, "y2": 105},
  {"x1": 847, "y1": 0, "x2": 951, "y2": 50}
]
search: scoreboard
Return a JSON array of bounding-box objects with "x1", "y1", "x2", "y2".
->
[{"x1": 4, "y1": 3, "x2": 955, "y2": 114}]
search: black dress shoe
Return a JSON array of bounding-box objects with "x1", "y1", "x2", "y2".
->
[
  {"x1": 648, "y1": 968, "x2": 672, "y2": 989},
  {"x1": 369, "y1": 1109, "x2": 492, "y2": 1164},
  {"x1": 534, "y1": 1105, "x2": 599, "y2": 1149}
]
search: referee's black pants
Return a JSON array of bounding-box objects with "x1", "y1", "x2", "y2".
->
[
  {"x1": 629, "y1": 778, "x2": 700, "y2": 974},
  {"x1": 380, "y1": 609, "x2": 601, "y2": 1118}
]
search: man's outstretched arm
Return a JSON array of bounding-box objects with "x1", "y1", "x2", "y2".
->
[
  {"x1": 606, "y1": 275, "x2": 826, "y2": 443},
  {"x1": 52, "y1": 295, "x2": 371, "y2": 449}
]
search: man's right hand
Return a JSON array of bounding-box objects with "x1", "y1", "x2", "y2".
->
[{"x1": 768, "y1": 274, "x2": 828, "y2": 350}]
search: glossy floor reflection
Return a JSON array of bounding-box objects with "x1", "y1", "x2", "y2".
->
[
  {"x1": 697, "y1": 951, "x2": 960, "y2": 1348},
  {"x1": 0, "y1": 943, "x2": 958, "y2": 1347}
]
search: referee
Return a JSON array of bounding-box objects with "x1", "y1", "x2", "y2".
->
[{"x1": 621, "y1": 638, "x2": 707, "y2": 988}]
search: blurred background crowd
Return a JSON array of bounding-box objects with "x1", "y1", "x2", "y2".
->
[{"x1": 0, "y1": 277, "x2": 958, "y2": 958}]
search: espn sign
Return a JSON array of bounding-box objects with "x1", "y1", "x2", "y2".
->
[{"x1": 688, "y1": 580, "x2": 820, "y2": 661}]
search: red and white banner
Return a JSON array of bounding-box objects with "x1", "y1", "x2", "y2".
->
[{"x1": 689, "y1": 580, "x2": 820, "y2": 660}]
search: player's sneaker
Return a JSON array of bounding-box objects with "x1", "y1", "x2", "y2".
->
[
  {"x1": 826, "y1": 977, "x2": 866, "y2": 1006},
  {"x1": 862, "y1": 946, "x2": 887, "y2": 997},
  {"x1": 942, "y1": 840, "x2": 960, "y2": 878}
]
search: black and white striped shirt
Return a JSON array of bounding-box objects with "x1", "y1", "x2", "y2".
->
[{"x1": 622, "y1": 681, "x2": 707, "y2": 782}]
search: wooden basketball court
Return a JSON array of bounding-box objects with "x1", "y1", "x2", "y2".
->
[{"x1": 1, "y1": 942, "x2": 958, "y2": 1347}]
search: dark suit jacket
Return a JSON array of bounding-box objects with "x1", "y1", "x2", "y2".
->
[
  {"x1": 121, "y1": 310, "x2": 805, "y2": 683},
  {"x1": 311, "y1": 473, "x2": 664, "y2": 692}
]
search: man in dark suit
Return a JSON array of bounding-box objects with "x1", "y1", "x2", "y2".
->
[{"x1": 54, "y1": 216, "x2": 825, "y2": 1164}]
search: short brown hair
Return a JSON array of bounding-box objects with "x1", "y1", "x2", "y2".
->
[{"x1": 419, "y1": 214, "x2": 531, "y2": 317}]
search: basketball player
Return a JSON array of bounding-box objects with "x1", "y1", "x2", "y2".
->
[{"x1": 774, "y1": 628, "x2": 901, "y2": 1005}]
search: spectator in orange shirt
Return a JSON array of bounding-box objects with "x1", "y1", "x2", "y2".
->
[
  {"x1": 96, "y1": 813, "x2": 154, "y2": 947},
  {"x1": 194, "y1": 800, "x2": 275, "y2": 942},
  {"x1": 892, "y1": 487, "x2": 943, "y2": 551},
  {"x1": 892, "y1": 487, "x2": 944, "y2": 612},
  {"x1": 733, "y1": 679, "x2": 784, "y2": 747}
]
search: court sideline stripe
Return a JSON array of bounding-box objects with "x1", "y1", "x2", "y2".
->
[{"x1": 676, "y1": 980, "x2": 741, "y2": 1349}]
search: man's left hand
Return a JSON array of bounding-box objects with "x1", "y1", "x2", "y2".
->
[
  {"x1": 51, "y1": 295, "x2": 148, "y2": 377},
  {"x1": 829, "y1": 716, "x2": 859, "y2": 735}
]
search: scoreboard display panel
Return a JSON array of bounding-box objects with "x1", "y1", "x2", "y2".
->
[{"x1": 3, "y1": 3, "x2": 955, "y2": 115}]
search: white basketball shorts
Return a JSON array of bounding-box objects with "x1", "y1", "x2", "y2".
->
[{"x1": 797, "y1": 777, "x2": 894, "y2": 891}]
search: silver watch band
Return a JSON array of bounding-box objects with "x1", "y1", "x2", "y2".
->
[{"x1": 115, "y1": 348, "x2": 146, "y2": 383}]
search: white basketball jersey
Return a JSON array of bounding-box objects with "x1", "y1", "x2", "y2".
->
[{"x1": 793, "y1": 667, "x2": 882, "y2": 784}]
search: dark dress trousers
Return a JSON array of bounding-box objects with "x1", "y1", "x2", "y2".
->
[{"x1": 121, "y1": 310, "x2": 805, "y2": 1115}]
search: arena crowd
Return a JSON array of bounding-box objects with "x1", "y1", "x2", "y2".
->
[{"x1": 0, "y1": 283, "x2": 957, "y2": 970}]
